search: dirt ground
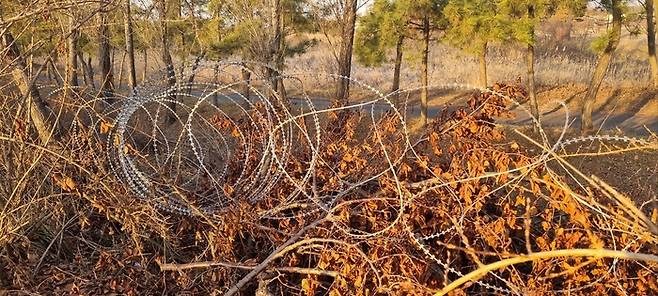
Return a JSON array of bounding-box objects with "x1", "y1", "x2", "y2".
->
[
  {"x1": 506, "y1": 126, "x2": 657, "y2": 211},
  {"x1": 408, "y1": 84, "x2": 658, "y2": 210},
  {"x1": 517, "y1": 84, "x2": 658, "y2": 134},
  {"x1": 399, "y1": 85, "x2": 658, "y2": 210},
  {"x1": 409, "y1": 83, "x2": 658, "y2": 135}
]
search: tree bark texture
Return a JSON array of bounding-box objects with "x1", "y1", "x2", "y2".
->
[
  {"x1": 526, "y1": 5, "x2": 539, "y2": 122},
  {"x1": 124, "y1": 0, "x2": 138, "y2": 91},
  {"x1": 420, "y1": 16, "x2": 430, "y2": 127},
  {"x1": 581, "y1": 0, "x2": 622, "y2": 133},
  {"x1": 65, "y1": 14, "x2": 79, "y2": 98},
  {"x1": 392, "y1": 34, "x2": 404, "y2": 101},
  {"x1": 2, "y1": 31, "x2": 61, "y2": 144},
  {"x1": 159, "y1": 0, "x2": 178, "y2": 125},
  {"x1": 335, "y1": 0, "x2": 357, "y2": 103}
]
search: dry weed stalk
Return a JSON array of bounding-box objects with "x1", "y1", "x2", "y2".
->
[{"x1": 0, "y1": 61, "x2": 656, "y2": 294}]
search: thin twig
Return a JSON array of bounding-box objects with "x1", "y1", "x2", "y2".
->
[
  {"x1": 590, "y1": 175, "x2": 658, "y2": 236},
  {"x1": 224, "y1": 217, "x2": 327, "y2": 296},
  {"x1": 157, "y1": 260, "x2": 255, "y2": 272},
  {"x1": 275, "y1": 267, "x2": 340, "y2": 278}
]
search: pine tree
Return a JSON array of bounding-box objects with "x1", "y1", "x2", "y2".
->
[
  {"x1": 444, "y1": 0, "x2": 508, "y2": 89},
  {"x1": 355, "y1": 0, "x2": 447, "y2": 126},
  {"x1": 206, "y1": 0, "x2": 317, "y2": 100},
  {"x1": 498, "y1": 0, "x2": 587, "y2": 122},
  {"x1": 354, "y1": 0, "x2": 407, "y2": 98}
]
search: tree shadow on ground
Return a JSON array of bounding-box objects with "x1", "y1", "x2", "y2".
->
[
  {"x1": 595, "y1": 90, "x2": 658, "y2": 133},
  {"x1": 510, "y1": 89, "x2": 585, "y2": 124}
]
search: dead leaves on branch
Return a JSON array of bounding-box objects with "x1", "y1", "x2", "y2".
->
[{"x1": 7, "y1": 83, "x2": 657, "y2": 295}]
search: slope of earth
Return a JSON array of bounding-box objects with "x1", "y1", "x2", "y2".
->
[{"x1": 508, "y1": 84, "x2": 658, "y2": 135}]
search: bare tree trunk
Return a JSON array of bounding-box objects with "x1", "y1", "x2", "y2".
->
[
  {"x1": 46, "y1": 59, "x2": 54, "y2": 83},
  {"x1": 391, "y1": 34, "x2": 404, "y2": 101},
  {"x1": 179, "y1": 60, "x2": 186, "y2": 85},
  {"x1": 2, "y1": 31, "x2": 61, "y2": 144},
  {"x1": 77, "y1": 52, "x2": 95, "y2": 90},
  {"x1": 655, "y1": 0, "x2": 658, "y2": 83},
  {"x1": 335, "y1": 0, "x2": 357, "y2": 103},
  {"x1": 275, "y1": 20, "x2": 287, "y2": 101},
  {"x1": 265, "y1": 0, "x2": 283, "y2": 99},
  {"x1": 478, "y1": 42, "x2": 488, "y2": 89},
  {"x1": 526, "y1": 5, "x2": 539, "y2": 122},
  {"x1": 581, "y1": 0, "x2": 622, "y2": 133},
  {"x1": 185, "y1": 53, "x2": 205, "y2": 95},
  {"x1": 86, "y1": 56, "x2": 95, "y2": 89},
  {"x1": 111, "y1": 49, "x2": 115, "y2": 76},
  {"x1": 47, "y1": 57, "x2": 63, "y2": 85},
  {"x1": 78, "y1": 53, "x2": 90, "y2": 87},
  {"x1": 241, "y1": 64, "x2": 252, "y2": 100},
  {"x1": 647, "y1": 0, "x2": 658, "y2": 87},
  {"x1": 99, "y1": 5, "x2": 114, "y2": 99},
  {"x1": 159, "y1": 0, "x2": 178, "y2": 125},
  {"x1": 276, "y1": 78, "x2": 287, "y2": 101},
  {"x1": 65, "y1": 14, "x2": 79, "y2": 98},
  {"x1": 213, "y1": 63, "x2": 220, "y2": 105},
  {"x1": 420, "y1": 16, "x2": 430, "y2": 127},
  {"x1": 142, "y1": 49, "x2": 148, "y2": 82},
  {"x1": 124, "y1": 0, "x2": 137, "y2": 91},
  {"x1": 117, "y1": 50, "x2": 127, "y2": 89},
  {"x1": 177, "y1": 0, "x2": 186, "y2": 77},
  {"x1": 527, "y1": 44, "x2": 539, "y2": 121}
]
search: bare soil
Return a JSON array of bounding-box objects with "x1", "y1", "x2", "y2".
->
[
  {"x1": 507, "y1": 126, "x2": 658, "y2": 209},
  {"x1": 510, "y1": 84, "x2": 658, "y2": 134}
]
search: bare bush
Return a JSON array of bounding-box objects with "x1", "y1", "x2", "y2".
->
[{"x1": 1, "y1": 59, "x2": 656, "y2": 294}]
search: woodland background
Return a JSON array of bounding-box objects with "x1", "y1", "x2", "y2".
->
[{"x1": 1, "y1": 0, "x2": 658, "y2": 295}]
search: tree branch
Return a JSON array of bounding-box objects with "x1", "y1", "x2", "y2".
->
[
  {"x1": 224, "y1": 217, "x2": 328, "y2": 296},
  {"x1": 157, "y1": 260, "x2": 255, "y2": 272}
]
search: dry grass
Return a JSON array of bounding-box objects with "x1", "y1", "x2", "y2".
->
[
  {"x1": 1, "y1": 10, "x2": 658, "y2": 296},
  {"x1": 1, "y1": 76, "x2": 657, "y2": 294},
  {"x1": 283, "y1": 13, "x2": 651, "y2": 98}
]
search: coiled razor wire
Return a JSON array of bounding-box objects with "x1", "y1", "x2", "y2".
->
[
  {"x1": 50, "y1": 60, "x2": 656, "y2": 294},
  {"x1": 100, "y1": 60, "x2": 425, "y2": 218},
  {"x1": 107, "y1": 62, "x2": 315, "y2": 216}
]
